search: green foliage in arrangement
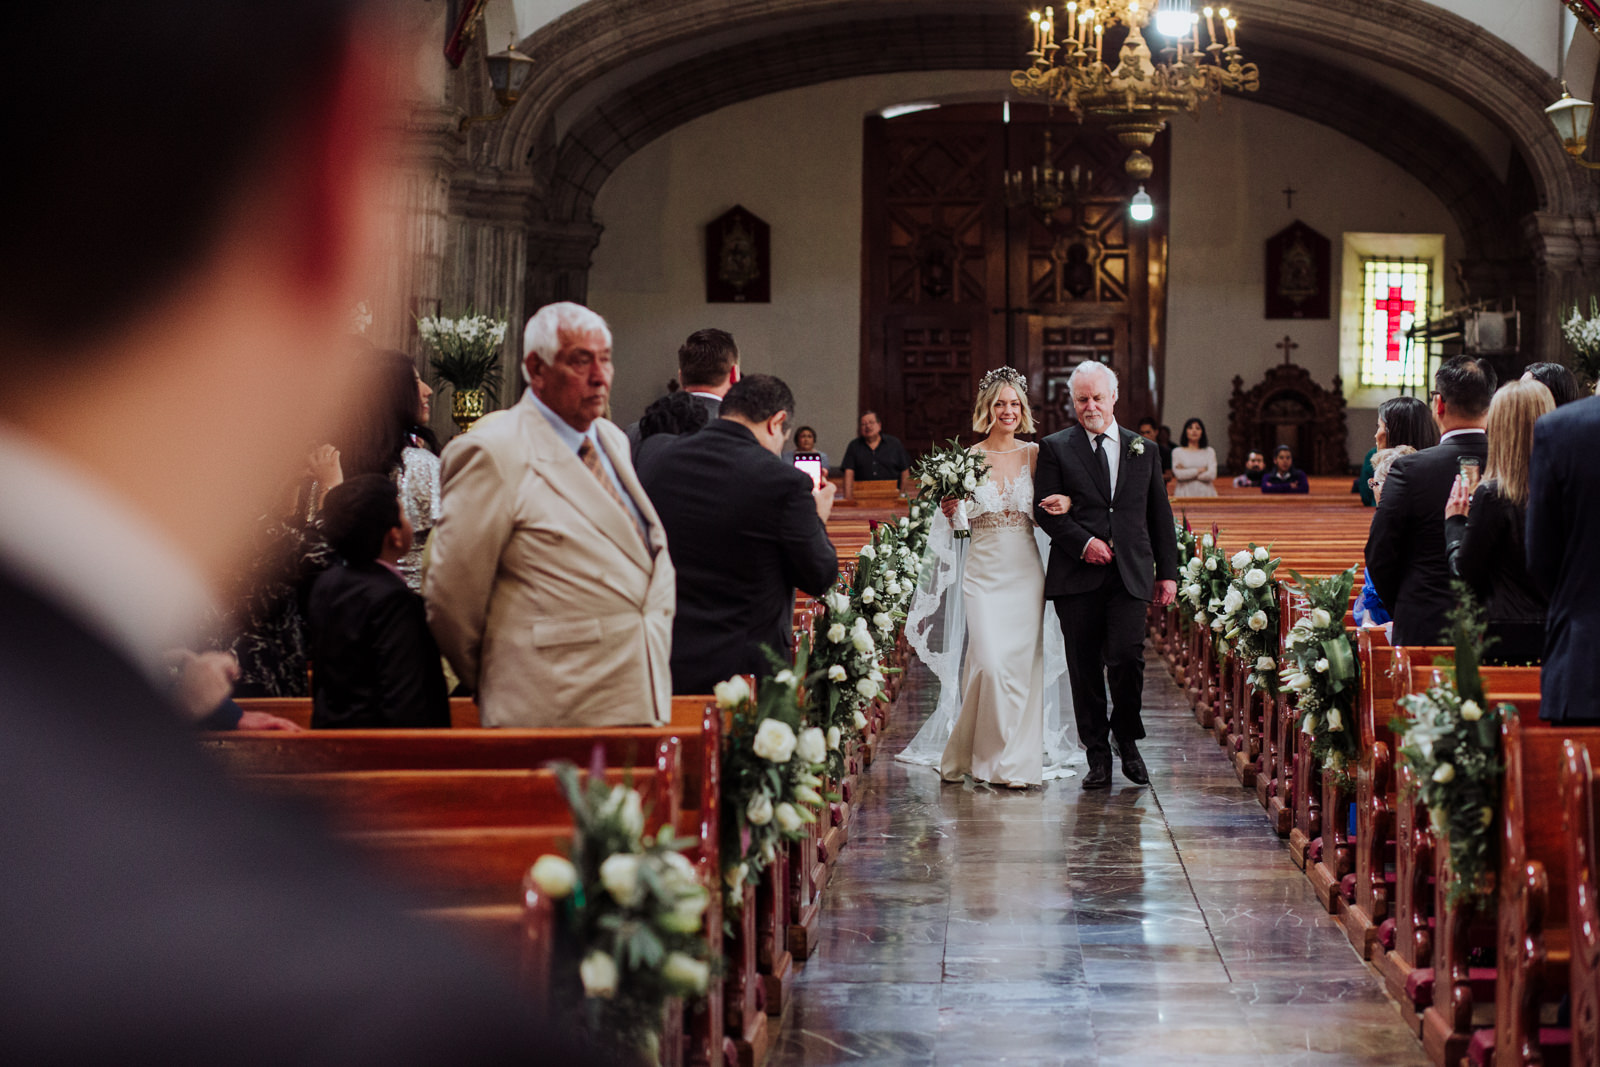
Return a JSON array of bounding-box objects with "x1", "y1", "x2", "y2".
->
[{"x1": 1280, "y1": 567, "x2": 1362, "y2": 780}]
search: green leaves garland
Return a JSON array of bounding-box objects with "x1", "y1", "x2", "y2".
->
[
  {"x1": 1211, "y1": 543, "x2": 1283, "y2": 698},
  {"x1": 526, "y1": 764, "x2": 713, "y2": 1059},
  {"x1": 1279, "y1": 567, "x2": 1361, "y2": 778},
  {"x1": 1392, "y1": 590, "x2": 1502, "y2": 907},
  {"x1": 715, "y1": 657, "x2": 829, "y2": 907}
]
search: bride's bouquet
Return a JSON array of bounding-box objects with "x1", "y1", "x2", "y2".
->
[{"x1": 910, "y1": 440, "x2": 990, "y2": 539}]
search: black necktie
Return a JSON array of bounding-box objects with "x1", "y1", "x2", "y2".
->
[{"x1": 1094, "y1": 433, "x2": 1112, "y2": 492}]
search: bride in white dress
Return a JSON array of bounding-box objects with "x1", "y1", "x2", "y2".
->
[{"x1": 898, "y1": 369, "x2": 1083, "y2": 787}]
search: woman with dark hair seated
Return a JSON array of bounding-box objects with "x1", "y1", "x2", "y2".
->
[
  {"x1": 1261, "y1": 445, "x2": 1309, "y2": 494},
  {"x1": 1171, "y1": 417, "x2": 1217, "y2": 498},
  {"x1": 307, "y1": 475, "x2": 450, "y2": 729},
  {"x1": 781, "y1": 425, "x2": 831, "y2": 469},
  {"x1": 333, "y1": 349, "x2": 440, "y2": 591}
]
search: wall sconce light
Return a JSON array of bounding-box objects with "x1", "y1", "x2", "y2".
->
[
  {"x1": 459, "y1": 36, "x2": 537, "y2": 133},
  {"x1": 1546, "y1": 82, "x2": 1600, "y2": 169},
  {"x1": 1129, "y1": 185, "x2": 1155, "y2": 222}
]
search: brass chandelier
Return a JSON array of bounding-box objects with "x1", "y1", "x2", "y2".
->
[{"x1": 1011, "y1": 1, "x2": 1260, "y2": 178}]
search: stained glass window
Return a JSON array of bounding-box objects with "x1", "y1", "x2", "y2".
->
[{"x1": 1359, "y1": 259, "x2": 1429, "y2": 389}]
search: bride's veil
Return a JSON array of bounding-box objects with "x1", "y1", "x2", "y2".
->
[{"x1": 897, "y1": 507, "x2": 1084, "y2": 778}]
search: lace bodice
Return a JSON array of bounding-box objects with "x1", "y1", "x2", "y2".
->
[{"x1": 961, "y1": 444, "x2": 1036, "y2": 530}]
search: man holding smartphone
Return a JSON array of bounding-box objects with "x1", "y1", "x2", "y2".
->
[
  {"x1": 639, "y1": 374, "x2": 838, "y2": 693},
  {"x1": 1364, "y1": 356, "x2": 1494, "y2": 645}
]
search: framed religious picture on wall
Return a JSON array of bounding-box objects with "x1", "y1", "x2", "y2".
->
[
  {"x1": 1265, "y1": 220, "x2": 1331, "y2": 319},
  {"x1": 705, "y1": 205, "x2": 771, "y2": 303}
]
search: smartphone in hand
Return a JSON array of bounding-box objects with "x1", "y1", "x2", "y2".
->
[{"x1": 793, "y1": 451, "x2": 824, "y2": 490}]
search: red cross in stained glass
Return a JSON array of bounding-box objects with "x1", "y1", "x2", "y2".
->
[{"x1": 1374, "y1": 285, "x2": 1415, "y2": 362}]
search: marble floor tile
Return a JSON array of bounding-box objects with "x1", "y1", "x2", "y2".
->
[{"x1": 763, "y1": 650, "x2": 1428, "y2": 1066}]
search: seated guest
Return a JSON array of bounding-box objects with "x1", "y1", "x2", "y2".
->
[
  {"x1": 841, "y1": 409, "x2": 912, "y2": 498},
  {"x1": 640, "y1": 375, "x2": 838, "y2": 693},
  {"x1": 1171, "y1": 417, "x2": 1217, "y2": 498},
  {"x1": 308, "y1": 476, "x2": 449, "y2": 729},
  {"x1": 781, "y1": 424, "x2": 831, "y2": 469},
  {"x1": 1137, "y1": 417, "x2": 1173, "y2": 473},
  {"x1": 627, "y1": 327, "x2": 740, "y2": 452},
  {"x1": 1232, "y1": 451, "x2": 1266, "y2": 488},
  {"x1": 1444, "y1": 379, "x2": 1552, "y2": 663},
  {"x1": 1528, "y1": 380, "x2": 1600, "y2": 721},
  {"x1": 426, "y1": 302, "x2": 676, "y2": 728},
  {"x1": 1260, "y1": 445, "x2": 1309, "y2": 494},
  {"x1": 1366, "y1": 356, "x2": 1494, "y2": 646},
  {"x1": 1523, "y1": 361, "x2": 1581, "y2": 407},
  {"x1": 163, "y1": 649, "x2": 302, "y2": 731},
  {"x1": 1352, "y1": 446, "x2": 1415, "y2": 628}
]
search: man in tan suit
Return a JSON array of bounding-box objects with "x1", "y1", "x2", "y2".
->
[{"x1": 425, "y1": 302, "x2": 675, "y2": 727}]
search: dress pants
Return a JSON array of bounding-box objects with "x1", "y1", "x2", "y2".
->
[{"x1": 1052, "y1": 567, "x2": 1147, "y2": 761}]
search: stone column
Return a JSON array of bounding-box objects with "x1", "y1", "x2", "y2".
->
[
  {"x1": 525, "y1": 215, "x2": 605, "y2": 310},
  {"x1": 1523, "y1": 210, "x2": 1600, "y2": 365},
  {"x1": 373, "y1": 105, "x2": 465, "y2": 353}
]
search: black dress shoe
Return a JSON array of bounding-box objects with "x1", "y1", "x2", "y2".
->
[
  {"x1": 1082, "y1": 761, "x2": 1113, "y2": 790},
  {"x1": 1118, "y1": 743, "x2": 1150, "y2": 786}
]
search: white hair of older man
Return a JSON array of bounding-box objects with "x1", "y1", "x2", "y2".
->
[
  {"x1": 521, "y1": 302, "x2": 611, "y2": 383},
  {"x1": 1067, "y1": 359, "x2": 1119, "y2": 397}
]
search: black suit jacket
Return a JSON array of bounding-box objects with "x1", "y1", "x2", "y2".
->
[
  {"x1": 1527, "y1": 396, "x2": 1600, "y2": 721},
  {"x1": 1033, "y1": 424, "x2": 1177, "y2": 600},
  {"x1": 638, "y1": 419, "x2": 838, "y2": 694},
  {"x1": 0, "y1": 564, "x2": 579, "y2": 1063},
  {"x1": 1364, "y1": 431, "x2": 1488, "y2": 647},
  {"x1": 307, "y1": 559, "x2": 450, "y2": 728}
]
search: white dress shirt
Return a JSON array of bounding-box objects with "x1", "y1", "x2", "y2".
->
[
  {"x1": 0, "y1": 425, "x2": 215, "y2": 682},
  {"x1": 1091, "y1": 419, "x2": 1123, "y2": 492}
]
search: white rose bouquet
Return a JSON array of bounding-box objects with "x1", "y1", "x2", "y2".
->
[
  {"x1": 526, "y1": 761, "x2": 713, "y2": 1057},
  {"x1": 909, "y1": 439, "x2": 991, "y2": 539},
  {"x1": 1392, "y1": 589, "x2": 1502, "y2": 906},
  {"x1": 1212, "y1": 541, "x2": 1283, "y2": 697},
  {"x1": 716, "y1": 656, "x2": 830, "y2": 907},
  {"x1": 1279, "y1": 566, "x2": 1360, "y2": 779}
]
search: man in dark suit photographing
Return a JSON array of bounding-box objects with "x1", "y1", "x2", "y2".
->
[
  {"x1": 1033, "y1": 362, "x2": 1178, "y2": 789},
  {"x1": 1365, "y1": 356, "x2": 1494, "y2": 646},
  {"x1": 640, "y1": 374, "x2": 839, "y2": 694}
]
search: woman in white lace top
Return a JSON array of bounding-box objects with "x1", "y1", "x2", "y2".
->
[{"x1": 899, "y1": 368, "x2": 1083, "y2": 786}]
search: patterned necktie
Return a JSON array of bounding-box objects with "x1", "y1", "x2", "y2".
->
[
  {"x1": 1093, "y1": 433, "x2": 1112, "y2": 491},
  {"x1": 578, "y1": 438, "x2": 643, "y2": 541}
]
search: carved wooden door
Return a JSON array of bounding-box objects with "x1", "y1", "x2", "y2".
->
[
  {"x1": 862, "y1": 104, "x2": 1167, "y2": 454},
  {"x1": 1023, "y1": 316, "x2": 1129, "y2": 436}
]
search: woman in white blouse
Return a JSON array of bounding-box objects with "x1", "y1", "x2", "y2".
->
[{"x1": 1171, "y1": 417, "x2": 1217, "y2": 498}]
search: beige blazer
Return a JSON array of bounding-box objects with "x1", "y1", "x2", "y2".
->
[{"x1": 424, "y1": 394, "x2": 675, "y2": 727}]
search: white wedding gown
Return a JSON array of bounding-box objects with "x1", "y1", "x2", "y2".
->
[{"x1": 898, "y1": 445, "x2": 1083, "y2": 785}]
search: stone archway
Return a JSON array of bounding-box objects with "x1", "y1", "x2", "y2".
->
[{"x1": 431, "y1": 0, "x2": 1599, "y2": 393}]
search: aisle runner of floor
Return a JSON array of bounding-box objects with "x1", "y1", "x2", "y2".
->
[{"x1": 766, "y1": 651, "x2": 1430, "y2": 1067}]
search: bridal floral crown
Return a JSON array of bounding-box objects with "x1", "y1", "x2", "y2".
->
[{"x1": 978, "y1": 366, "x2": 1028, "y2": 393}]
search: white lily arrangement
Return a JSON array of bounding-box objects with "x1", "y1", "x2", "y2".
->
[{"x1": 525, "y1": 761, "x2": 712, "y2": 1058}]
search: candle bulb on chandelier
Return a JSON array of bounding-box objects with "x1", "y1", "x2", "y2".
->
[
  {"x1": 1029, "y1": 9, "x2": 1041, "y2": 53},
  {"x1": 1225, "y1": 17, "x2": 1237, "y2": 47},
  {"x1": 1066, "y1": 1, "x2": 1077, "y2": 47},
  {"x1": 1202, "y1": 5, "x2": 1217, "y2": 47}
]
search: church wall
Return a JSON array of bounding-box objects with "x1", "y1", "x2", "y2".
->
[
  {"x1": 588, "y1": 70, "x2": 1007, "y2": 460},
  {"x1": 1166, "y1": 98, "x2": 1464, "y2": 470},
  {"x1": 589, "y1": 73, "x2": 1464, "y2": 469}
]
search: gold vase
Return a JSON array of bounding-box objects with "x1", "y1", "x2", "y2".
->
[{"x1": 450, "y1": 387, "x2": 488, "y2": 433}]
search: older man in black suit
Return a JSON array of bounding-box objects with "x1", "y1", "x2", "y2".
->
[
  {"x1": 1527, "y1": 392, "x2": 1600, "y2": 722},
  {"x1": 1033, "y1": 362, "x2": 1178, "y2": 789},
  {"x1": 639, "y1": 374, "x2": 838, "y2": 694},
  {"x1": 1365, "y1": 356, "x2": 1495, "y2": 647}
]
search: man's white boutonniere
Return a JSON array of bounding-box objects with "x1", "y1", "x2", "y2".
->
[{"x1": 1127, "y1": 436, "x2": 1146, "y2": 458}]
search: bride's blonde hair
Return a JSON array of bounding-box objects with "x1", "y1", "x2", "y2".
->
[{"x1": 972, "y1": 367, "x2": 1036, "y2": 434}]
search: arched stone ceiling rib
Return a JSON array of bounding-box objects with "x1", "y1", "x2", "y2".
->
[
  {"x1": 543, "y1": 18, "x2": 1517, "y2": 264},
  {"x1": 484, "y1": 0, "x2": 1591, "y2": 218}
]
